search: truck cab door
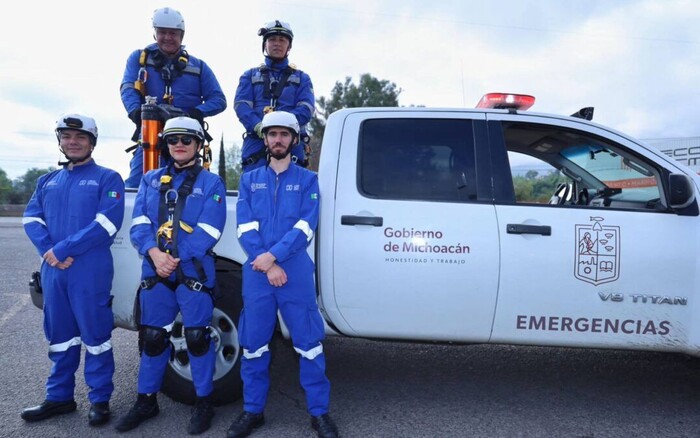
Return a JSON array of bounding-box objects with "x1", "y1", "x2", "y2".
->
[
  {"x1": 486, "y1": 113, "x2": 698, "y2": 351},
  {"x1": 321, "y1": 111, "x2": 499, "y2": 342}
]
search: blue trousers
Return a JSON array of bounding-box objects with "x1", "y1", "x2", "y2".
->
[
  {"x1": 239, "y1": 264, "x2": 330, "y2": 416},
  {"x1": 137, "y1": 282, "x2": 215, "y2": 397},
  {"x1": 41, "y1": 259, "x2": 115, "y2": 403}
]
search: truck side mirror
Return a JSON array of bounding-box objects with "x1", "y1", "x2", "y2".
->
[{"x1": 669, "y1": 174, "x2": 696, "y2": 210}]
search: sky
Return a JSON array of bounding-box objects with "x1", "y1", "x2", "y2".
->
[{"x1": 2, "y1": 0, "x2": 699, "y2": 181}]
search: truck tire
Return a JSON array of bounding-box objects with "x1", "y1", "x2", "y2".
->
[{"x1": 161, "y1": 261, "x2": 244, "y2": 406}]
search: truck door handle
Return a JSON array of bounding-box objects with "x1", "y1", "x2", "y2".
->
[
  {"x1": 507, "y1": 224, "x2": 551, "y2": 236},
  {"x1": 341, "y1": 215, "x2": 383, "y2": 226}
]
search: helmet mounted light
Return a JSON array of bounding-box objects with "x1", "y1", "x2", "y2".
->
[{"x1": 63, "y1": 117, "x2": 84, "y2": 129}]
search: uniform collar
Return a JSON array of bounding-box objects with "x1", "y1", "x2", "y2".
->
[
  {"x1": 146, "y1": 42, "x2": 186, "y2": 52},
  {"x1": 264, "y1": 57, "x2": 289, "y2": 70},
  {"x1": 265, "y1": 160, "x2": 294, "y2": 177}
]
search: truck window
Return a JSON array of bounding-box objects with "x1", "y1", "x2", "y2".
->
[
  {"x1": 359, "y1": 119, "x2": 477, "y2": 202},
  {"x1": 502, "y1": 123, "x2": 665, "y2": 211},
  {"x1": 508, "y1": 151, "x2": 572, "y2": 204}
]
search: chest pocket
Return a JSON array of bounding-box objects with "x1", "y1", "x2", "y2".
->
[
  {"x1": 69, "y1": 186, "x2": 99, "y2": 220},
  {"x1": 281, "y1": 188, "x2": 302, "y2": 218},
  {"x1": 251, "y1": 189, "x2": 270, "y2": 219},
  {"x1": 181, "y1": 192, "x2": 206, "y2": 225},
  {"x1": 42, "y1": 184, "x2": 63, "y2": 219}
]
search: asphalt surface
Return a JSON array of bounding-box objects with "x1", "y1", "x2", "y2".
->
[{"x1": 2, "y1": 216, "x2": 700, "y2": 437}]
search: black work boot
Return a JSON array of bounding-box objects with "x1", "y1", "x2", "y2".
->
[
  {"x1": 227, "y1": 411, "x2": 265, "y2": 438},
  {"x1": 88, "y1": 401, "x2": 111, "y2": 426},
  {"x1": 114, "y1": 393, "x2": 159, "y2": 432},
  {"x1": 187, "y1": 396, "x2": 215, "y2": 435},
  {"x1": 21, "y1": 400, "x2": 77, "y2": 422},
  {"x1": 311, "y1": 413, "x2": 339, "y2": 438}
]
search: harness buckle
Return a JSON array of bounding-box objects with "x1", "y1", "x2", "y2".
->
[
  {"x1": 141, "y1": 278, "x2": 157, "y2": 290},
  {"x1": 187, "y1": 279, "x2": 204, "y2": 292}
]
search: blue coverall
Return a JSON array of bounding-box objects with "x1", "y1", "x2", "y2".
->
[
  {"x1": 234, "y1": 57, "x2": 315, "y2": 171},
  {"x1": 236, "y1": 164, "x2": 330, "y2": 416},
  {"x1": 120, "y1": 43, "x2": 227, "y2": 187},
  {"x1": 23, "y1": 161, "x2": 125, "y2": 404},
  {"x1": 130, "y1": 165, "x2": 226, "y2": 397}
]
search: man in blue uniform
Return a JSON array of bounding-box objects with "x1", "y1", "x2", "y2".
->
[
  {"x1": 22, "y1": 113, "x2": 125, "y2": 427},
  {"x1": 115, "y1": 116, "x2": 226, "y2": 435},
  {"x1": 121, "y1": 6, "x2": 227, "y2": 188},
  {"x1": 228, "y1": 111, "x2": 338, "y2": 438},
  {"x1": 234, "y1": 20, "x2": 315, "y2": 172}
]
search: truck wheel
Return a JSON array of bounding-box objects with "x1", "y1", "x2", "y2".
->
[{"x1": 161, "y1": 262, "x2": 244, "y2": 406}]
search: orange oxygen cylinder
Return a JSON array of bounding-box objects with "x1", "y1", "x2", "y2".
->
[{"x1": 140, "y1": 96, "x2": 163, "y2": 173}]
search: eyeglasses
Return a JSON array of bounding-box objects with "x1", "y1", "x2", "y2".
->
[{"x1": 166, "y1": 135, "x2": 195, "y2": 146}]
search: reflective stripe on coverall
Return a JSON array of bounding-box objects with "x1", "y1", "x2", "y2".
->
[
  {"x1": 130, "y1": 166, "x2": 226, "y2": 396},
  {"x1": 236, "y1": 164, "x2": 330, "y2": 416},
  {"x1": 23, "y1": 161, "x2": 125, "y2": 403}
]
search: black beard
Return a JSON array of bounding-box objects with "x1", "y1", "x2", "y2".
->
[{"x1": 269, "y1": 149, "x2": 291, "y2": 160}]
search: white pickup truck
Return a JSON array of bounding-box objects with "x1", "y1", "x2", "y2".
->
[{"x1": 38, "y1": 94, "x2": 700, "y2": 405}]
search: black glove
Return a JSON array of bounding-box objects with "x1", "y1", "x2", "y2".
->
[
  {"x1": 128, "y1": 108, "x2": 142, "y2": 126},
  {"x1": 188, "y1": 108, "x2": 204, "y2": 126}
]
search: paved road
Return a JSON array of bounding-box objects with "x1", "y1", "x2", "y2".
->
[{"x1": 1, "y1": 217, "x2": 700, "y2": 437}]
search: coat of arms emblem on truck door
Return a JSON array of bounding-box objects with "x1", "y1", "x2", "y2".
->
[{"x1": 575, "y1": 216, "x2": 620, "y2": 286}]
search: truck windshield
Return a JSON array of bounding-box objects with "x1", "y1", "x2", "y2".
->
[{"x1": 561, "y1": 144, "x2": 658, "y2": 200}]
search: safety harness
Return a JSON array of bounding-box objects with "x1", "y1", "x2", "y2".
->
[
  {"x1": 243, "y1": 64, "x2": 310, "y2": 168},
  {"x1": 134, "y1": 47, "x2": 199, "y2": 104},
  {"x1": 126, "y1": 46, "x2": 213, "y2": 157},
  {"x1": 259, "y1": 64, "x2": 298, "y2": 114},
  {"x1": 141, "y1": 164, "x2": 214, "y2": 295}
]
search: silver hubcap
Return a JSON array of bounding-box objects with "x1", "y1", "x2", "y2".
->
[{"x1": 168, "y1": 306, "x2": 240, "y2": 381}]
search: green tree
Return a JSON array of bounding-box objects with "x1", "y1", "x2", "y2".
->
[
  {"x1": 11, "y1": 167, "x2": 56, "y2": 204},
  {"x1": 513, "y1": 176, "x2": 534, "y2": 202},
  {"x1": 308, "y1": 73, "x2": 402, "y2": 170},
  {"x1": 532, "y1": 171, "x2": 568, "y2": 202},
  {"x1": 223, "y1": 143, "x2": 243, "y2": 190},
  {"x1": 217, "y1": 135, "x2": 227, "y2": 188},
  {"x1": 513, "y1": 170, "x2": 568, "y2": 203},
  {"x1": 0, "y1": 169, "x2": 12, "y2": 204},
  {"x1": 525, "y1": 170, "x2": 539, "y2": 180}
]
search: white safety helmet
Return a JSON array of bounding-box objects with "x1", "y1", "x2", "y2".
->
[
  {"x1": 258, "y1": 20, "x2": 294, "y2": 52},
  {"x1": 55, "y1": 113, "x2": 98, "y2": 145},
  {"x1": 152, "y1": 7, "x2": 185, "y2": 33},
  {"x1": 261, "y1": 111, "x2": 299, "y2": 135},
  {"x1": 162, "y1": 116, "x2": 205, "y2": 142}
]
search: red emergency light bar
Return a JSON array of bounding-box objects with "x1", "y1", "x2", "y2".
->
[{"x1": 475, "y1": 93, "x2": 535, "y2": 111}]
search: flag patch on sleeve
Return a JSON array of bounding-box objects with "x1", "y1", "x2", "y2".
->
[
  {"x1": 108, "y1": 191, "x2": 120, "y2": 199},
  {"x1": 213, "y1": 194, "x2": 222, "y2": 203},
  {"x1": 310, "y1": 193, "x2": 318, "y2": 200}
]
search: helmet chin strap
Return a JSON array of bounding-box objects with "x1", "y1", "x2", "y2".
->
[{"x1": 58, "y1": 146, "x2": 93, "y2": 166}]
